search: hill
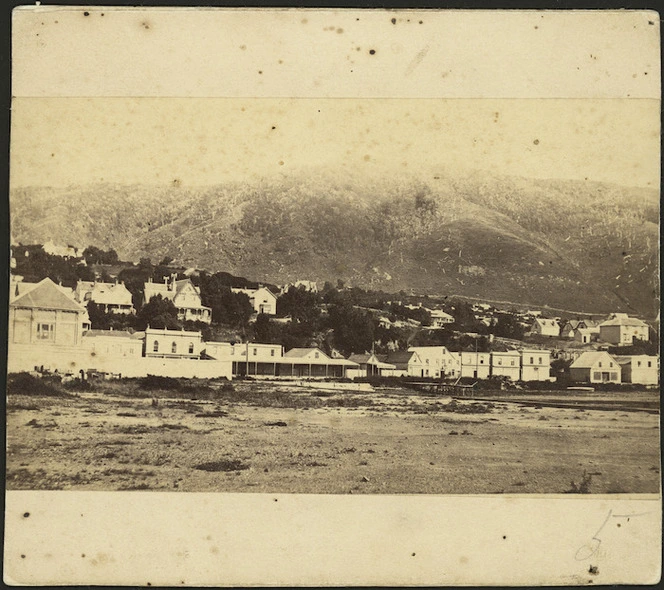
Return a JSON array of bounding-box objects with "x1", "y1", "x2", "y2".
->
[{"x1": 9, "y1": 169, "x2": 660, "y2": 317}]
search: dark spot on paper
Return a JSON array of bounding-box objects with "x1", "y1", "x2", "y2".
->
[
  {"x1": 391, "y1": 18, "x2": 396, "y2": 24},
  {"x1": 82, "y1": 553, "x2": 86, "y2": 558},
  {"x1": 411, "y1": 552, "x2": 416, "y2": 556},
  {"x1": 147, "y1": 583, "x2": 151, "y2": 586},
  {"x1": 301, "y1": 18, "x2": 308, "y2": 24},
  {"x1": 21, "y1": 554, "x2": 26, "y2": 559},
  {"x1": 617, "y1": 523, "x2": 621, "y2": 527},
  {"x1": 419, "y1": 21, "x2": 423, "y2": 24},
  {"x1": 337, "y1": 28, "x2": 343, "y2": 34},
  {"x1": 240, "y1": 45, "x2": 246, "y2": 50},
  {"x1": 83, "y1": 11, "x2": 90, "y2": 17},
  {"x1": 279, "y1": 161, "x2": 284, "y2": 166},
  {"x1": 588, "y1": 565, "x2": 599, "y2": 575},
  {"x1": 142, "y1": 22, "x2": 150, "y2": 30},
  {"x1": 101, "y1": 13, "x2": 104, "y2": 17},
  {"x1": 533, "y1": 139, "x2": 540, "y2": 145},
  {"x1": 644, "y1": 71, "x2": 648, "y2": 75},
  {"x1": 271, "y1": 126, "x2": 276, "y2": 130},
  {"x1": 23, "y1": 512, "x2": 30, "y2": 518},
  {"x1": 503, "y1": 535, "x2": 507, "y2": 539},
  {"x1": 369, "y1": 49, "x2": 376, "y2": 55},
  {"x1": 273, "y1": 498, "x2": 278, "y2": 502},
  {"x1": 258, "y1": 70, "x2": 263, "y2": 75},
  {"x1": 648, "y1": 20, "x2": 654, "y2": 25},
  {"x1": 278, "y1": 59, "x2": 283, "y2": 64}
]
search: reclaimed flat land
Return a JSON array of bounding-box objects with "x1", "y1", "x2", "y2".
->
[{"x1": 6, "y1": 380, "x2": 660, "y2": 494}]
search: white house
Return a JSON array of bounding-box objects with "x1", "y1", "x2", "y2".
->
[
  {"x1": 144, "y1": 276, "x2": 212, "y2": 324},
  {"x1": 529, "y1": 318, "x2": 560, "y2": 337},
  {"x1": 460, "y1": 351, "x2": 491, "y2": 379},
  {"x1": 569, "y1": 351, "x2": 621, "y2": 384},
  {"x1": 429, "y1": 309, "x2": 455, "y2": 328},
  {"x1": 573, "y1": 326, "x2": 600, "y2": 344},
  {"x1": 281, "y1": 347, "x2": 359, "y2": 378},
  {"x1": 144, "y1": 327, "x2": 205, "y2": 359},
  {"x1": 520, "y1": 349, "x2": 552, "y2": 381},
  {"x1": 383, "y1": 350, "x2": 426, "y2": 377},
  {"x1": 490, "y1": 350, "x2": 521, "y2": 381},
  {"x1": 231, "y1": 286, "x2": 278, "y2": 315},
  {"x1": 407, "y1": 346, "x2": 461, "y2": 379},
  {"x1": 598, "y1": 313, "x2": 650, "y2": 345},
  {"x1": 347, "y1": 353, "x2": 397, "y2": 378},
  {"x1": 614, "y1": 355, "x2": 659, "y2": 385},
  {"x1": 75, "y1": 280, "x2": 135, "y2": 314}
]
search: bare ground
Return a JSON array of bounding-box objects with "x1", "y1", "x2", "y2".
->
[{"x1": 6, "y1": 381, "x2": 660, "y2": 494}]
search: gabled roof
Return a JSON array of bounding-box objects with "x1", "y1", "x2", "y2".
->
[
  {"x1": 569, "y1": 351, "x2": 618, "y2": 369},
  {"x1": 284, "y1": 347, "x2": 330, "y2": 360},
  {"x1": 77, "y1": 280, "x2": 133, "y2": 306},
  {"x1": 10, "y1": 278, "x2": 86, "y2": 313},
  {"x1": 231, "y1": 286, "x2": 277, "y2": 299},
  {"x1": 385, "y1": 350, "x2": 420, "y2": 366},
  {"x1": 83, "y1": 329, "x2": 143, "y2": 340},
  {"x1": 348, "y1": 353, "x2": 373, "y2": 364}
]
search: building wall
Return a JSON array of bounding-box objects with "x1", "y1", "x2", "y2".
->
[
  {"x1": 460, "y1": 352, "x2": 491, "y2": 379},
  {"x1": 9, "y1": 307, "x2": 83, "y2": 347},
  {"x1": 144, "y1": 329, "x2": 203, "y2": 359},
  {"x1": 600, "y1": 324, "x2": 649, "y2": 345},
  {"x1": 520, "y1": 350, "x2": 552, "y2": 381},
  {"x1": 621, "y1": 356, "x2": 659, "y2": 384},
  {"x1": 491, "y1": 353, "x2": 521, "y2": 380},
  {"x1": 81, "y1": 336, "x2": 143, "y2": 358}
]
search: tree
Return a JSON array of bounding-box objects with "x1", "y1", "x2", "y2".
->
[
  {"x1": 253, "y1": 314, "x2": 279, "y2": 344},
  {"x1": 199, "y1": 275, "x2": 254, "y2": 328},
  {"x1": 136, "y1": 295, "x2": 181, "y2": 330},
  {"x1": 491, "y1": 313, "x2": 525, "y2": 340},
  {"x1": 277, "y1": 286, "x2": 320, "y2": 323},
  {"x1": 326, "y1": 303, "x2": 375, "y2": 356}
]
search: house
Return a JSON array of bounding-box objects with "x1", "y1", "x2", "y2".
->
[
  {"x1": 144, "y1": 327, "x2": 205, "y2": 359},
  {"x1": 407, "y1": 346, "x2": 461, "y2": 379},
  {"x1": 490, "y1": 349, "x2": 521, "y2": 381},
  {"x1": 8, "y1": 278, "x2": 89, "y2": 347},
  {"x1": 75, "y1": 280, "x2": 135, "y2": 314},
  {"x1": 560, "y1": 319, "x2": 599, "y2": 339},
  {"x1": 231, "y1": 286, "x2": 278, "y2": 315},
  {"x1": 460, "y1": 351, "x2": 491, "y2": 379},
  {"x1": 614, "y1": 355, "x2": 659, "y2": 385},
  {"x1": 143, "y1": 276, "x2": 212, "y2": 324},
  {"x1": 429, "y1": 309, "x2": 455, "y2": 328},
  {"x1": 573, "y1": 326, "x2": 600, "y2": 344},
  {"x1": 347, "y1": 353, "x2": 397, "y2": 377},
  {"x1": 384, "y1": 350, "x2": 425, "y2": 377},
  {"x1": 569, "y1": 351, "x2": 621, "y2": 384},
  {"x1": 529, "y1": 318, "x2": 560, "y2": 337},
  {"x1": 280, "y1": 347, "x2": 359, "y2": 378},
  {"x1": 42, "y1": 240, "x2": 82, "y2": 259},
  {"x1": 520, "y1": 349, "x2": 552, "y2": 381},
  {"x1": 598, "y1": 313, "x2": 649, "y2": 345},
  {"x1": 229, "y1": 342, "x2": 284, "y2": 376}
]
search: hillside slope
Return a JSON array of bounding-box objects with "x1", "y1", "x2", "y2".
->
[{"x1": 10, "y1": 169, "x2": 660, "y2": 317}]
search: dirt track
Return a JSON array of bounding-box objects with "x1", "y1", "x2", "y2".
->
[{"x1": 6, "y1": 382, "x2": 660, "y2": 494}]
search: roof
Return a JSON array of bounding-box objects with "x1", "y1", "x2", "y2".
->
[
  {"x1": 386, "y1": 350, "x2": 418, "y2": 364},
  {"x1": 231, "y1": 286, "x2": 277, "y2": 299},
  {"x1": 10, "y1": 278, "x2": 86, "y2": 313},
  {"x1": 569, "y1": 351, "x2": 618, "y2": 369},
  {"x1": 348, "y1": 353, "x2": 373, "y2": 364},
  {"x1": 283, "y1": 347, "x2": 330, "y2": 359},
  {"x1": 599, "y1": 315, "x2": 648, "y2": 328},
  {"x1": 83, "y1": 329, "x2": 143, "y2": 340},
  {"x1": 77, "y1": 280, "x2": 133, "y2": 306}
]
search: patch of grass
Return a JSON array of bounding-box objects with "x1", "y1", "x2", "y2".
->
[
  {"x1": 445, "y1": 399, "x2": 494, "y2": 414},
  {"x1": 7, "y1": 373, "x2": 73, "y2": 397},
  {"x1": 194, "y1": 459, "x2": 249, "y2": 472}
]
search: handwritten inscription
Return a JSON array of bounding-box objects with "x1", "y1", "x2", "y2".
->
[{"x1": 575, "y1": 510, "x2": 651, "y2": 561}]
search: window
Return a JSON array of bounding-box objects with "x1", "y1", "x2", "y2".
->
[
  {"x1": 188, "y1": 342, "x2": 194, "y2": 354},
  {"x1": 426, "y1": 359, "x2": 430, "y2": 365},
  {"x1": 153, "y1": 340, "x2": 159, "y2": 352},
  {"x1": 37, "y1": 323, "x2": 54, "y2": 341},
  {"x1": 315, "y1": 352, "x2": 320, "y2": 359},
  {"x1": 647, "y1": 361, "x2": 652, "y2": 368},
  {"x1": 480, "y1": 359, "x2": 484, "y2": 364},
  {"x1": 270, "y1": 349, "x2": 275, "y2": 357},
  {"x1": 538, "y1": 357, "x2": 542, "y2": 364},
  {"x1": 511, "y1": 360, "x2": 515, "y2": 366},
  {"x1": 610, "y1": 372, "x2": 618, "y2": 381},
  {"x1": 171, "y1": 342, "x2": 177, "y2": 354},
  {"x1": 637, "y1": 360, "x2": 642, "y2": 367},
  {"x1": 497, "y1": 359, "x2": 502, "y2": 365},
  {"x1": 609, "y1": 362, "x2": 613, "y2": 368},
  {"x1": 593, "y1": 372, "x2": 601, "y2": 380},
  {"x1": 253, "y1": 348, "x2": 257, "y2": 356}
]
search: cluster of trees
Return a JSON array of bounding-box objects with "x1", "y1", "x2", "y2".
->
[
  {"x1": 82, "y1": 246, "x2": 120, "y2": 265},
  {"x1": 12, "y1": 245, "x2": 94, "y2": 286}
]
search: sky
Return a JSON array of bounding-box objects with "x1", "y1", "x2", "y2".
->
[{"x1": 10, "y1": 97, "x2": 660, "y2": 190}]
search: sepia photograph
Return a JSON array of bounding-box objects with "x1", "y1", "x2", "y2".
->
[{"x1": 5, "y1": 5, "x2": 661, "y2": 586}]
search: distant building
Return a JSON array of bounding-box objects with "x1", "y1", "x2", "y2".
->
[
  {"x1": 144, "y1": 327, "x2": 205, "y2": 359},
  {"x1": 490, "y1": 349, "x2": 521, "y2": 381},
  {"x1": 520, "y1": 349, "x2": 552, "y2": 381},
  {"x1": 529, "y1": 318, "x2": 560, "y2": 337},
  {"x1": 407, "y1": 346, "x2": 461, "y2": 379},
  {"x1": 42, "y1": 240, "x2": 82, "y2": 259},
  {"x1": 231, "y1": 286, "x2": 278, "y2": 315},
  {"x1": 347, "y1": 353, "x2": 396, "y2": 377},
  {"x1": 614, "y1": 355, "x2": 659, "y2": 385},
  {"x1": 429, "y1": 309, "x2": 455, "y2": 328},
  {"x1": 560, "y1": 319, "x2": 599, "y2": 339},
  {"x1": 460, "y1": 351, "x2": 491, "y2": 379},
  {"x1": 573, "y1": 326, "x2": 600, "y2": 344},
  {"x1": 143, "y1": 276, "x2": 212, "y2": 324},
  {"x1": 280, "y1": 347, "x2": 359, "y2": 378},
  {"x1": 75, "y1": 280, "x2": 135, "y2": 315},
  {"x1": 569, "y1": 351, "x2": 621, "y2": 384},
  {"x1": 82, "y1": 329, "x2": 144, "y2": 359},
  {"x1": 598, "y1": 313, "x2": 649, "y2": 345},
  {"x1": 384, "y1": 350, "x2": 425, "y2": 377}
]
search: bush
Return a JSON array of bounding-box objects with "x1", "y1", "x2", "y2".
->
[
  {"x1": 6, "y1": 373, "x2": 72, "y2": 397},
  {"x1": 139, "y1": 375, "x2": 181, "y2": 391}
]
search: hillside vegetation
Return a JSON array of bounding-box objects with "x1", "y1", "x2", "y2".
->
[{"x1": 10, "y1": 169, "x2": 659, "y2": 317}]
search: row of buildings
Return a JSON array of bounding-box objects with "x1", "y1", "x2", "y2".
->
[
  {"x1": 530, "y1": 314, "x2": 650, "y2": 345},
  {"x1": 7, "y1": 277, "x2": 658, "y2": 385},
  {"x1": 19, "y1": 275, "x2": 280, "y2": 325}
]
